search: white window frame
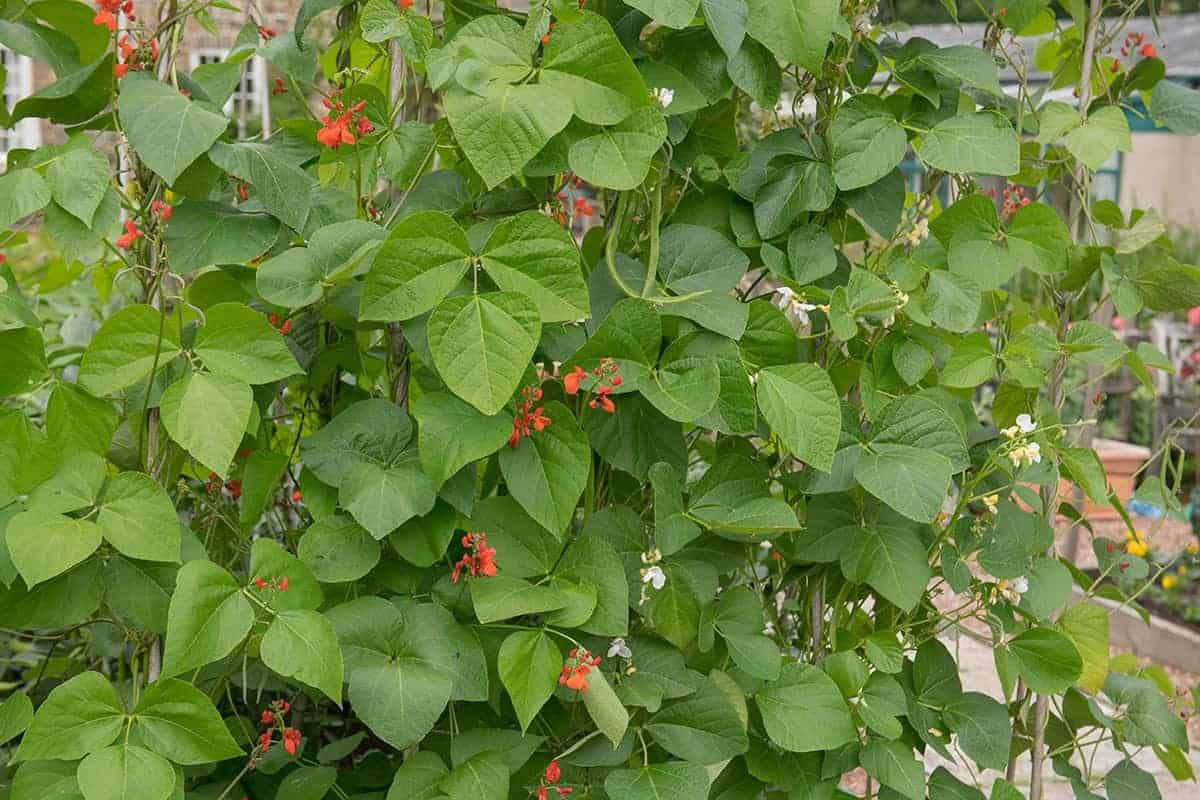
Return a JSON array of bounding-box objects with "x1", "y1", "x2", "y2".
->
[
  {"x1": 188, "y1": 48, "x2": 267, "y2": 117},
  {"x1": 1, "y1": 47, "x2": 41, "y2": 159}
]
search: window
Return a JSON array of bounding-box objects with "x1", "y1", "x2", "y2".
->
[
  {"x1": 189, "y1": 48, "x2": 266, "y2": 118},
  {"x1": 1, "y1": 47, "x2": 40, "y2": 156}
]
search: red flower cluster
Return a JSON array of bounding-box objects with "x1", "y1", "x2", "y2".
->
[
  {"x1": 114, "y1": 35, "x2": 157, "y2": 78},
  {"x1": 236, "y1": 181, "x2": 249, "y2": 202},
  {"x1": 253, "y1": 574, "x2": 290, "y2": 591},
  {"x1": 273, "y1": 77, "x2": 287, "y2": 96},
  {"x1": 509, "y1": 384, "x2": 552, "y2": 448},
  {"x1": 999, "y1": 184, "x2": 1030, "y2": 217},
  {"x1": 203, "y1": 472, "x2": 244, "y2": 499},
  {"x1": 291, "y1": 490, "x2": 303, "y2": 504},
  {"x1": 451, "y1": 533, "x2": 497, "y2": 583},
  {"x1": 541, "y1": 22, "x2": 556, "y2": 46},
  {"x1": 317, "y1": 97, "x2": 374, "y2": 150},
  {"x1": 256, "y1": 700, "x2": 300, "y2": 759},
  {"x1": 559, "y1": 648, "x2": 601, "y2": 692},
  {"x1": 267, "y1": 312, "x2": 293, "y2": 335},
  {"x1": 149, "y1": 199, "x2": 172, "y2": 220},
  {"x1": 257, "y1": 25, "x2": 276, "y2": 40},
  {"x1": 399, "y1": 0, "x2": 414, "y2": 8},
  {"x1": 93, "y1": 0, "x2": 134, "y2": 32},
  {"x1": 1115, "y1": 32, "x2": 1157, "y2": 70},
  {"x1": 573, "y1": 196, "x2": 594, "y2": 217},
  {"x1": 115, "y1": 219, "x2": 142, "y2": 249},
  {"x1": 536, "y1": 760, "x2": 573, "y2": 799},
  {"x1": 564, "y1": 358, "x2": 621, "y2": 413}
]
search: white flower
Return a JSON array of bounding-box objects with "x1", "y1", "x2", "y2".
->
[
  {"x1": 656, "y1": 88, "x2": 675, "y2": 108},
  {"x1": 607, "y1": 638, "x2": 632, "y2": 659},
  {"x1": 1011, "y1": 576, "x2": 1029, "y2": 594},
  {"x1": 1026, "y1": 442, "x2": 1042, "y2": 464},
  {"x1": 1015, "y1": 414, "x2": 1037, "y2": 433},
  {"x1": 762, "y1": 622, "x2": 775, "y2": 636},
  {"x1": 759, "y1": 540, "x2": 773, "y2": 550},
  {"x1": 774, "y1": 286, "x2": 796, "y2": 307},
  {"x1": 642, "y1": 565, "x2": 667, "y2": 590}
]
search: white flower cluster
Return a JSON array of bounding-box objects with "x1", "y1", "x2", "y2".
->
[
  {"x1": 1002, "y1": 414, "x2": 1041, "y2": 467},
  {"x1": 655, "y1": 88, "x2": 674, "y2": 109},
  {"x1": 639, "y1": 549, "x2": 665, "y2": 605},
  {"x1": 774, "y1": 286, "x2": 824, "y2": 326}
]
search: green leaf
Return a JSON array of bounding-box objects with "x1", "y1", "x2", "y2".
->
[
  {"x1": 1008, "y1": 628, "x2": 1082, "y2": 694},
  {"x1": 193, "y1": 302, "x2": 300, "y2": 384},
  {"x1": 428, "y1": 292, "x2": 541, "y2": 415},
  {"x1": 756, "y1": 662, "x2": 856, "y2": 752},
  {"x1": 326, "y1": 597, "x2": 454, "y2": 750},
  {"x1": 479, "y1": 211, "x2": 590, "y2": 322},
  {"x1": 339, "y1": 458, "x2": 439, "y2": 539},
  {"x1": 0, "y1": 691, "x2": 33, "y2": 746},
  {"x1": 262, "y1": 609, "x2": 345, "y2": 704},
  {"x1": 469, "y1": 576, "x2": 569, "y2": 624},
  {"x1": 360, "y1": 211, "x2": 472, "y2": 322},
  {"x1": 161, "y1": 560, "x2": 254, "y2": 678},
  {"x1": 916, "y1": 45, "x2": 1003, "y2": 96},
  {"x1": 117, "y1": 74, "x2": 229, "y2": 185},
  {"x1": 439, "y1": 751, "x2": 509, "y2": 800},
  {"x1": 469, "y1": 495, "x2": 562, "y2": 578},
  {"x1": 605, "y1": 762, "x2": 710, "y2": 800},
  {"x1": 385, "y1": 751, "x2": 448, "y2": 800},
  {"x1": 551, "y1": 529, "x2": 629, "y2": 635},
  {"x1": 97, "y1": 472, "x2": 181, "y2": 563},
  {"x1": 45, "y1": 383, "x2": 119, "y2": 457},
  {"x1": 581, "y1": 666, "x2": 630, "y2": 747},
  {"x1": 540, "y1": 11, "x2": 650, "y2": 126},
  {"x1": 569, "y1": 107, "x2": 668, "y2": 191},
  {"x1": 77, "y1": 305, "x2": 182, "y2": 397},
  {"x1": 300, "y1": 399, "x2": 413, "y2": 488},
  {"x1": 6, "y1": 510, "x2": 102, "y2": 587},
  {"x1": 831, "y1": 95, "x2": 907, "y2": 191},
  {"x1": 159, "y1": 371, "x2": 253, "y2": 478},
  {"x1": 1056, "y1": 602, "x2": 1110, "y2": 694},
  {"x1": 943, "y1": 692, "x2": 1012, "y2": 771},
  {"x1": 131, "y1": 679, "x2": 242, "y2": 764},
  {"x1": 443, "y1": 84, "x2": 573, "y2": 189},
  {"x1": 727, "y1": 38, "x2": 780, "y2": 108},
  {"x1": 646, "y1": 671, "x2": 748, "y2": 763},
  {"x1": 0, "y1": 168, "x2": 52, "y2": 229},
  {"x1": 640, "y1": 362, "x2": 720, "y2": 423},
  {"x1": 745, "y1": 0, "x2": 842, "y2": 73},
  {"x1": 1150, "y1": 79, "x2": 1200, "y2": 134},
  {"x1": 1106, "y1": 759, "x2": 1161, "y2": 800},
  {"x1": 26, "y1": 451, "x2": 104, "y2": 514},
  {"x1": 47, "y1": 147, "x2": 110, "y2": 227},
  {"x1": 161, "y1": 202, "x2": 281, "y2": 273},
  {"x1": 260, "y1": 220, "x2": 386, "y2": 308},
  {"x1": 10, "y1": 759, "x2": 83, "y2": 799},
  {"x1": 756, "y1": 363, "x2": 841, "y2": 472},
  {"x1": 298, "y1": 514, "x2": 380, "y2": 583},
  {"x1": 625, "y1": 0, "x2": 699, "y2": 27},
  {"x1": 499, "y1": 401, "x2": 589, "y2": 534},
  {"x1": 860, "y1": 740, "x2": 925, "y2": 800},
  {"x1": 703, "y1": 0, "x2": 748, "y2": 57},
  {"x1": 413, "y1": 391, "x2": 511, "y2": 487},
  {"x1": 1064, "y1": 105, "x2": 1131, "y2": 171},
  {"x1": 840, "y1": 525, "x2": 931, "y2": 613},
  {"x1": 753, "y1": 160, "x2": 837, "y2": 239},
  {"x1": 274, "y1": 766, "x2": 338, "y2": 800},
  {"x1": 916, "y1": 112, "x2": 1019, "y2": 176},
  {"x1": 248, "y1": 536, "x2": 324, "y2": 612},
  {"x1": 497, "y1": 630, "x2": 562, "y2": 732},
  {"x1": 16, "y1": 672, "x2": 125, "y2": 762},
  {"x1": 208, "y1": 142, "x2": 312, "y2": 230},
  {"x1": 76, "y1": 744, "x2": 175, "y2": 800},
  {"x1": 854, "y1": 443, "x2": 953, "y2": 523},
  {"x1": 658, "y1": 224, "x2": 750, "y2": 295}
]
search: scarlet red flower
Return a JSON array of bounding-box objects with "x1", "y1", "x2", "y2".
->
[
  {"x1": 279, "y1": 700, "x2": 291, "y2": 713},
  {"x1": 258, "y1": 730, "x2": 272, "y2": 752},
  {"x1": 544, "y1": 761, "x2": 561, "y2": 784},
  {"x1": 273, "y1": 76, "x2": 287, "y2": 95},
  {"x1": 282, "y1": 727, "x2": 301, "y2": 756},
  {"x1": 150, "y1": 199, "x2": 172, "y2": 220},
  {"x1": 317, "y1": 113, "x2": 357, "y2": 149},
  {"x1": 291, "y1": 490, "x2": 303, "y2": 503},
  {"x1": 0, "y1": 253, "x2": 6, "y2": 264},
  {"x1": 93, "y1": 10, "x2": 117, "y2": 30},
  {"x1": 225, "y1": 479, "x2": 242, "y2": 500},
  {"x1": 115, "y1": 219, "x2": 142, "y2": 249},
  {"x1": 400, "y1": 0, "x2": 413, "y2": 7},
  {"x1": 1141, "y1": 43, "x2": 1158, "y2": 58},
  {"x1": 278, "y1": 576, "x2": 290, "y2": 591},
  {"x1": 538, "y1": 789, "x2": 549, "y2": 800},
  {"x1": 254, "y1": 576, "x2": 267, "y2": 589},
  {"x1": 563, "y1": 365, "x2": 587, "y2": 395},
  {"x1": 260, "y1": 710, "x2": 274, "y2": 725},
  {"x1": 113, "y1": 62, "x2": 129, "y2": 78},
  {"x1": 279, "y1": 319, "x2": 293, "y2": 335},
  {"x1": 1111, "y1": 60, "x2": 1122, "y2": 73},
  {"x1": 558, "y1": 649, "x2": 601, "y2": 692},
  {"x1": 451, "y1": 533, "x2": 498, "y2": 583},
  {"x1": 257, "y1": 25, "x2": 276, "y2": 40},
  {"x1": 237, "y1": 181, "x2": 249, "y2": 202},
  {"x1": 268, "y1": 312, "x2": 279, "y2": 326},
  {"x1": 356, "y1": 115, "x2": 375, "y2": 136}
]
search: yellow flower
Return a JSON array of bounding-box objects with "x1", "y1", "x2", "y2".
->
[
  {"x1": 1187, "y1": 541, "x2": 1199, "y2": 555},
  {"x1": 1179, "y1": 564, "x2": 1188, "y2": 576},
  {"x1": 1125, "y1": 538, "x2": 1148, "y2": 557},
  {"x1": 1162, "y1": 575, "x2": 1178, "y2": 590}
]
